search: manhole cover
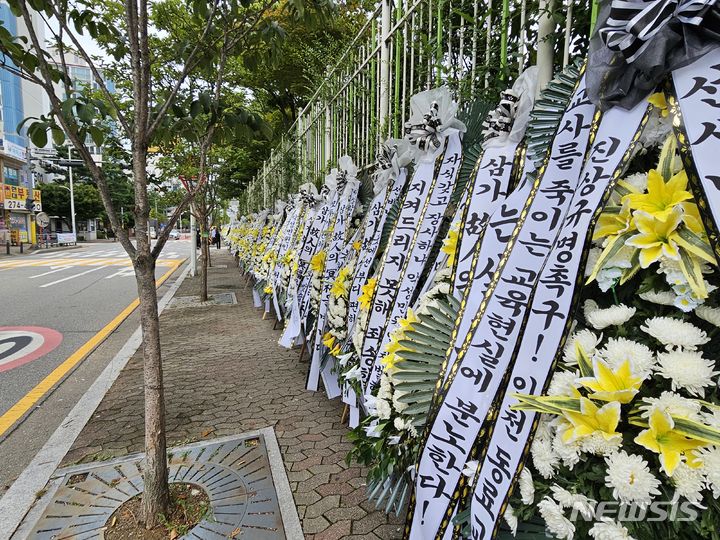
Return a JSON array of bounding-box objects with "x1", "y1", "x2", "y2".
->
[
  {"x1": 170, "y1": 292, "x2": 237, "y2": 308},
  {"x1": 25, "y1": 431, "x2": 296, "y2": 539}
]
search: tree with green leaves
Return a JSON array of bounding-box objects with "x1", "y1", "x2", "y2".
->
[{"x1": 0, "y1": 0, "x2": 330, "y2": 527}]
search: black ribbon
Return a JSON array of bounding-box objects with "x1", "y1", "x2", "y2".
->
[
  {"x1": 482, "y1": 90, "x2": 520, "y2": 143},
  {"x1": 588, "y1": 0, "x2": 720, "y2": 109},
  {"x1": 404, "y1": 101, "x2": 443, "y2": 151}
]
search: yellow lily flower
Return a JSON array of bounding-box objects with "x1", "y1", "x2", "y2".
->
[
  {"x1": 578, "y1": 359, "x2": 642, "y2": 404},
  {"x1": 322, "y1": 332, "x2": 336, "y2": 348},
  {"x1": 330, "y1": 344, "x2": 342, "y2": 357},
  {"x1": 623, "y1": 169, "x2": 692, "y2": 222},
  {"x1": 358, "y1": 278, "x2": 377, "y2": 311},
  {"x1": 680, "y1": 201, "x2": 704, "y2": 235},
  {"x1": 648, "y1": 92, "x2": 669, "y2": 118},
  {"x1": 331, "y1": 267, "x2": 352, "y2": 298},
  {"x1": 593, "y1": 200, "x2": 634, "y2": 241},
  {"x1": 562, "y1": 398, "x2": 621, "y2": 443},
  {"x1": 441, "y1": 225, "x2": 460, "y2": 268},
  {"x1": 635, "y1": 409, "x2": 705, "y2": 476},
  {"x1": 309, "y1": 251, "x2": 326, "y2": 273},
  {"x1": 626, "y1": 210, "x2": 683, "y2": 268},
  {"x1": 398, "y1": 308, "x2": 419, "y2": 332}
]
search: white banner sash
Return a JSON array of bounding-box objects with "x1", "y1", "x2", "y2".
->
[
  {"x1": 408, "y1": 76, "x2": 597, "y2": 540},
  {"x1": 471, "y1": 99, "x2": 650, "y2": 539}
]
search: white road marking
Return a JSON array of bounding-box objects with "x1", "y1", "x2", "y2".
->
[
  {"x1": 28, "y1": 266, "x2": 72, "y2": 279},
  {"x1": 39, "y1": 265, "x2": 109, "y2": 288},
  {"x1": 104, "y1": 268, "x2": 135, "y2": 279}
]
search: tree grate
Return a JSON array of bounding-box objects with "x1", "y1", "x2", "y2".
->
[{"x1": 24, "y1": 433, "x2": 288, "y2": 539}]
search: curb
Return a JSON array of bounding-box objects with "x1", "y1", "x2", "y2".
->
[{"x1": 0, "y1": 263, "x2": 190, "y2": 540}]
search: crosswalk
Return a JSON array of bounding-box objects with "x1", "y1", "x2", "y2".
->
[{"x1": 0, "y1": 248, "x2": 185, "y2": 287}]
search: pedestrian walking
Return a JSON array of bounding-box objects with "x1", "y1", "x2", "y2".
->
[
  {"x1": 196, "y1": 228, "x2": 201, "y2": 249},
  {"x1": 214, "y1": 227, "x2": 222, "y2": 249}
]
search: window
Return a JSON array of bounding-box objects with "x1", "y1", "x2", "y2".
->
[{"x1": 4, "y1": 166, "x2": 19, "y2": 186}]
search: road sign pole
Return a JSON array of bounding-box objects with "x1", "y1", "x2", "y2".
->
[{"x1": 190, "y1": 212, "x2": 197, "y2": 277}]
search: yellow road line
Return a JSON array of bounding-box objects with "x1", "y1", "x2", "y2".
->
[{"x1": 0, "y1": 260, "x2": 183, "y2": 437}]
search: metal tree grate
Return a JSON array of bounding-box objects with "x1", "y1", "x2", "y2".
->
[{"x1": 26, "y1": 433, "x2": 290, "y2": 539}]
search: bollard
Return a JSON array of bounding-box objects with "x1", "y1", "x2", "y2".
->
[
  {"x1": 5, "y1": 241, "x2": 9, "y2": 255},
  {"x1": 19, "y1": 241, "x2": 23, "y2": 254}
]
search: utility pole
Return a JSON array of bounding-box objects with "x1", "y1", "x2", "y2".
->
[{"x1": 68, "y1": 146, "x2": 76, "y2": 239}]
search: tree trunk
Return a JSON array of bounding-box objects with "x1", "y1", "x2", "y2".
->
[{"x1": 135, "y1": 253, "x2": 170, "y2": 527}]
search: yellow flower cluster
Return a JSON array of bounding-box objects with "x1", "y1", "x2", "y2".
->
[
  {"x1": 309, "y1": 250, "x2": 327, "y2": 274},
  {"x1": 441, "y1": 222, "x2": 460, "y2": 269},
  {"x1": 589, "y1": 133, "x2": 715, "y2": 297},
  {"x1": 322, "y1": 331, "x2": 342, "y2": 357},
  {"x1": 381, "y1": 309, "x2": 419, "y2": 372},
  {"x1": 358, "y1": 277, "x2": 377, "y2": 311},
  {"x1": 331, "y1": 266, "x2": 352, "y2": 299}
]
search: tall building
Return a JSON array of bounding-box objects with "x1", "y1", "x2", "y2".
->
[{"x1": 0, "y1": 3, "x2": 42, "y2": 246}]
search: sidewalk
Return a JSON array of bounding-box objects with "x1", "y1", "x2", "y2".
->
[{"x1": 60, "y1": 249, "x2": 404, "y2": 539}]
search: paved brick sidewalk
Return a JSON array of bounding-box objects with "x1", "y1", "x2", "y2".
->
[{"x1": 61, "y1": 250, "x2": 404, "y2": 539}]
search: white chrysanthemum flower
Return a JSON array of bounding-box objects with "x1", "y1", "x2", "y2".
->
[
  {"x1": 531, "y1": 437, "x2": 559, "y2": 479},
  {"x1": 600, "y1": 337, "x2": 655, "y2": 379},
  {"x1": 538, "y1": 497, "x2": 575, "y2": 540},
  {"x1": 583, "y1": 300, "x2": 636, "y2": 330},
  {"x1": 639, "y1": 391, "x2": 703, "y2": 420},
  {"x1": 655, "y1": 349, "x2": 719, "y2": 396},
  {"x1": 503, "y1": 505, "x2": 518, "y2": 537},
  {"x1": 552, "y1": 430, "x2": 581, "y2": 468},
  {"x1": 624, "y1": 172, "x2": 649, "y2": 192},
  {"x1": 393, "y1": 416, "x2": 417, "y2": 436},
  {"x1": 702, "y1": 407, "x2": 720, "y2": 428},
  {"x1": 563, "y1": 329, "x2": 601, "y2": 365},
  {"x1": 376, "y1": 398, "x2": 392, "y2": 420},
  {"x1": 462, "y1": 460, "x2": 479, "y2": 479},
  {"x1": 696, "y1": 305, "x2": 720, "y2": 328},
  {"x1": 639, "y1": 289, "x2": 676, "y2": 306},
  {"x1": 519, "y1": 468, "x2": 535, "y2": 505},
  {"x1": 585, "y1": 248, "x2": 602, "y2": 278},
  {"x1": 672, "y1": 462, "x2": 705, "y2": 505},
  {"x1": 694, "y1": 446, "x2": 720, "y2": 498},
  {"x1": 378, "y1": 375, "x2": 393, "y2": 400},
  {"x1": 550, "y1": 484, "x2": 596, "y2": 520},
  {"x1": 547, "y1": 370, "x2": 580, "y2": 397},
  {"x1": 579, "y1": 431, "x2": 622, "y2": 456},
  {"x1": 392, "y1": 389, "x2": 409, "y2": 413},
  {"x1": 589, "y1": 518, "x2": 636, "y2": 540},
  {"x1": 641, "y1": 317, "x2": 709, "y2": 350},
  {"x1": 604, "y1": 451, "x2": 661, "y2": 507}
]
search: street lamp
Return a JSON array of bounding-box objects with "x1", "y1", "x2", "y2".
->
[{"x1": 179, "y1": 175, "x2": 199, "y2": 277}]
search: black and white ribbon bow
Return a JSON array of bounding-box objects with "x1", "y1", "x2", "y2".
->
[
  {"x1": 482, "y1": 89, "x2": 520, "y2": 143},
  {"x1": 376, "y1": 142, "x2": 397, "y2": 171},
  {"x1": 299, "y1": 190, "x2": 318, "y2": 207},
  {"x1": 600, "y1": 0, "x2": 718, "y2": 63},
  {"x1": 404, "y1": 101, "x2": 443, "y2": 151}
]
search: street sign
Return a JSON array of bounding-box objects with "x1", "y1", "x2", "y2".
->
[{"x1": 36, "y1": 212, "x2": 50, "y2": 227}]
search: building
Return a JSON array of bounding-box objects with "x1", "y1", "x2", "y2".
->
[{"x1": 0, "y1": 2, "x2": 43, "y2": 245}]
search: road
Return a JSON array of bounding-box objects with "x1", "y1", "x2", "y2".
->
[{"x1": 0, "y1": 241, "x2": 188, "y2": 432}]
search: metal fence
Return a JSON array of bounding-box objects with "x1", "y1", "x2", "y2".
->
[{"x1": 241, "y1": 0, "x2": 596, "y2": 212}]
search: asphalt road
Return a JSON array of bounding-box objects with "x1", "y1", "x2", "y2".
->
[{"x1": 0, "y1": 240, "x2": 188, "y2": 421}]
